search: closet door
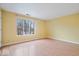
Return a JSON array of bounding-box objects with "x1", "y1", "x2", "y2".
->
[{"x1": 0, "y1": 9, "x2": 1, "y2": 47}]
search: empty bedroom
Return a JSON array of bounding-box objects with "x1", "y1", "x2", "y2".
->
[{"x1": 0, "y1": 3, "x2": 79, "y2": 56}]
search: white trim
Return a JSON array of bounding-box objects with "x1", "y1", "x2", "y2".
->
[{"x1": 53, "y1": 38, "x2": 79, "y2": 45}]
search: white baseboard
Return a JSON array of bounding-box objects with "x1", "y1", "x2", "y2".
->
[{"x1": 52, "y1": 38, "x2": 79, "y2": 45}]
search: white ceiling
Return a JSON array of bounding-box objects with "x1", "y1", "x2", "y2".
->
[{"x1": 0, "y1": 3, "x2": 79, "y2": 20}]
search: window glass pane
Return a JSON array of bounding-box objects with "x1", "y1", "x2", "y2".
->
[
  {"x1": 24, "y1": 20, "x2": 29, "y2": 34},
  {"x1": 30, "y1": 21, "x2": 34, "y2": 34},
  {"x1": 17, "y1": 19, "x2": 23, "y2": 35},
  {"x1": 17, "y1": 19, "x2": 35, "y2": 35}
]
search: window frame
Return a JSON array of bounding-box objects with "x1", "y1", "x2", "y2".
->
[{"x1": 16, "y1": 17, "x2": 35, "y2": 36}]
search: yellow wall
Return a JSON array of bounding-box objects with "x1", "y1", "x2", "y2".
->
[
  {"x1": 2, "y1": 10, "x2": 47, "y2": 46},
  {"x1": 0, "y1": 9, "x2": 1, "y2": 16},
  {"x1": 46, "y1": 13, "x2": 79, "y2": 43},
  {"x1": 0, "y1": 9, "x2": 1, "y2": 46},
  {"x1": 1, "y1": 9, "x2": 79, "y2": 46}
]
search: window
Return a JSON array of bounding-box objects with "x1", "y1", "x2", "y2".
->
[{"x1": 16, "y1": 19, "x2": 35, "y2": 35}]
